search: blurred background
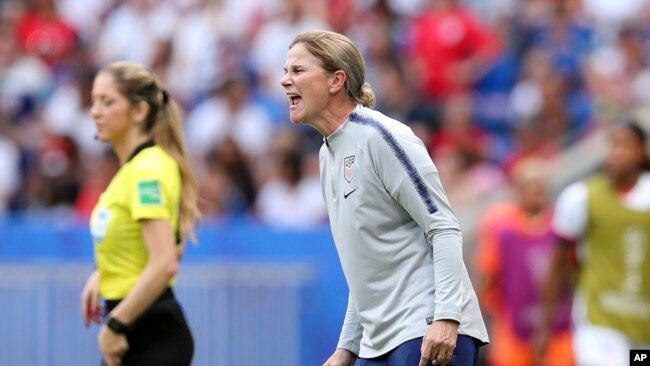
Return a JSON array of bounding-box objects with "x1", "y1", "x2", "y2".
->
[{"x1": 0, "y1": 0, "x2": 650, "y2": 365}]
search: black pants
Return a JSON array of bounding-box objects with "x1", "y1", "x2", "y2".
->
[{"x1": 105, "y1": 288, "x2": 194, "y2": 366}]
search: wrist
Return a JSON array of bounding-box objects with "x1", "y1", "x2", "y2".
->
[
  {"x1": 432, "y1": 318, "x2": 460, "y2": 326},
  {"x1": 106, "y1": 315, "x2": 131, "y2": 334},
  {"x1": 335, "y1": 347, "x2": 358, "y2": 358}
]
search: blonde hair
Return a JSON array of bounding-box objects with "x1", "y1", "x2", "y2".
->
[
  {"x1": 290, "y1": 30, "x2": 376, "y2": 108},
  {"x1": 100, "y1": 61, "x2": 201, "y2": 242}
]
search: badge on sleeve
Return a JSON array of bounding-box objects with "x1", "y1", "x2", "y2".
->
[
  {"x1": 344, "y1": 155, "x2": 355, "y2": 183},
  {"x1": 137, "y1": 180, "x2": 162, "y2": 206}
]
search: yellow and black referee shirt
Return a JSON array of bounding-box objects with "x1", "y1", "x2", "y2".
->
[{"x1": 90, "y1": 141, "x2": 180, "y2": 300}]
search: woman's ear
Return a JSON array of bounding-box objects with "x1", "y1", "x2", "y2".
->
[
  {"x1": 329, "y1": 70, "x2": 347, "y2": 94},
  {"x1": 130, "y1": 100, "x2": 150, "y2": 125}
]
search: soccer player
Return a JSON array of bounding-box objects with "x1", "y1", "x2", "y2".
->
[
  {"x1": 538, "y1": 122, "x2": 650, "y2": 366},
  {"x1": 80, "y1": 61, "x2": 200, "y2": 366},
  {"x1": 476, "y1": 158, "x2": 573, "y2": 366},
  {"x1": 281, "y1": 30, "x2": 489, "y2": 366}
]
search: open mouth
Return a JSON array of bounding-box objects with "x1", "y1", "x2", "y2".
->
[{"x1": 288, "y1": 94, "x2": 302, "y2": 108}]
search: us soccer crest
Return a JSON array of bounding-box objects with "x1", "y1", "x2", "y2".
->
[{"x1": 344, "y1": 155, "x2": 355, "y2": 183}]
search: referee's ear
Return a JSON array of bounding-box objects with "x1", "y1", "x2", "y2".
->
[{"x1": 130, "y1": 100, "x2": 151, "y2": 125}]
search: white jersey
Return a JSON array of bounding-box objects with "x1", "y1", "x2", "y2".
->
[
  {"x1": 553, "y1": 172, "x2": 650, "y2": 241},
  {"x1": 320, "y1": 105, "x2": 489, "y2": 358}
]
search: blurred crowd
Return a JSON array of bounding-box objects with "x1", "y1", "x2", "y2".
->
[{"x1": 1, "y1": 0, "x2": 650, "y2": 229}]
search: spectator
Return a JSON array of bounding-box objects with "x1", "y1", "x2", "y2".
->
[
  {"x1": 199, "y1": 137, "x2": 257, "y2": 218},
  {"x1": 73, "y1": 148, "x2": 118, "y2": 220},
  {"x1": 42, "y1": 68, "x2": 105, "y2": 157},
  {"x1": 436, "y1": 146, "x2": 507, "y2": 210},
  {"x1": 249, "y1": 0, "x2": 328, "y2": 105},
  {"x1": 94, "y1": 0, "x2": 174, "y2": 66},
  {"x1": 184, "y1": 70, "x2": 273, "y2": 159},
  {"x1": 54, "y1": 0, "x2": 110, "y2": 42},
  {"x1": 0, "y1": 18, "x2": 51, "y2": 123},
  {"x1": 582, "y1": 0, "x2": 649, "y2": 41},
  {"x1": 164, "y1": 0, "x2": 226, "y2": 105},
  {"x1": 407, "y1": 0, "x2": 499, "y2": 103},
  {"x1": 255, "y1": 147, "x2": 326, "y2": 230},
  {"x1": 14, "y1": 0, "x2": 78, "y2": 66},
  {"x1": 10, "y1": 134, "x2": 82, "y2": 222},
  {"x1": 428, "y1": 93, "x2": 491, "y2": 162},
  {"x1": 584, "y1": 23, "x2": 650, "y2": 125}
]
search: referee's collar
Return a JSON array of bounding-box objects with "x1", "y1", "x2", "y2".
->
[{"x1": 126, "y1": 139, "x2": 155, "y2": 163}]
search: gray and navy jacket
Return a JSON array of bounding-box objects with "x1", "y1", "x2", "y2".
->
[{"x1": 320, "y1": 105, "x2": 489, "y2": 358}]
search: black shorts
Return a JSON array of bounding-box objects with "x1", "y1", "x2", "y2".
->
[{"x1": 105, "y1": 288, "x2": 193, "y2": 366}]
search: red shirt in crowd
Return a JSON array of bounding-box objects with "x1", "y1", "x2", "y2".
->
[{"x1": 408, "y1": 4, "x2": 499, "y2": 101}]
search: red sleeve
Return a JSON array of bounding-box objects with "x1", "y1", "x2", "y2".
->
[{"x1": 459, "y1": 9, "x2": 499, "y2": 61}]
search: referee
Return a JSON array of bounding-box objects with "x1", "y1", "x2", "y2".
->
[{"x1": 80, "y1": 61, "x2": 200, "y2": 366}]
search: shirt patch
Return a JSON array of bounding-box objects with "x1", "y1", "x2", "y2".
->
[
  {"x1": 349, "y1": 112, "x2": 438, "y2": 214},
  {"x1": 344, "y1": 155, "x2": 355, "y2": 183},
  {"x1": 137, "y1": 180, "x2": 162, "y2": 206},
  {"x1": 91, "y1": 208, "x2": 111, "y2": 243}
]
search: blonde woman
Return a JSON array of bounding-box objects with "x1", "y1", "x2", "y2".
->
[
  {"x1": 80, "y1": 61, "x2": 200, "y2": 366},
  {"x1": 281, "y1": 31, "x2": 488, "y2": 366}
]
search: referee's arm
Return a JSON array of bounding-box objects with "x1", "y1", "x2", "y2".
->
[{"x1": 108, "y1": 219, "x2": 178, "y2": 324}]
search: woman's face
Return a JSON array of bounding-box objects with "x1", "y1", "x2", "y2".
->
[
  {"x1": 605, "y1": 126, "x2": 646, "y2": 179},
  {"x1": 281, "y1": 43, "x2": 334, "y2": 125},
  {"x1": 89, "y1": 72, "x2": 133, "y2": 144}
]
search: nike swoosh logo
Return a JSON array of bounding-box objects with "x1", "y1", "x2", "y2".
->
[{"x1": 343, "y1": 187, "x2": 359, "y2": 199}]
